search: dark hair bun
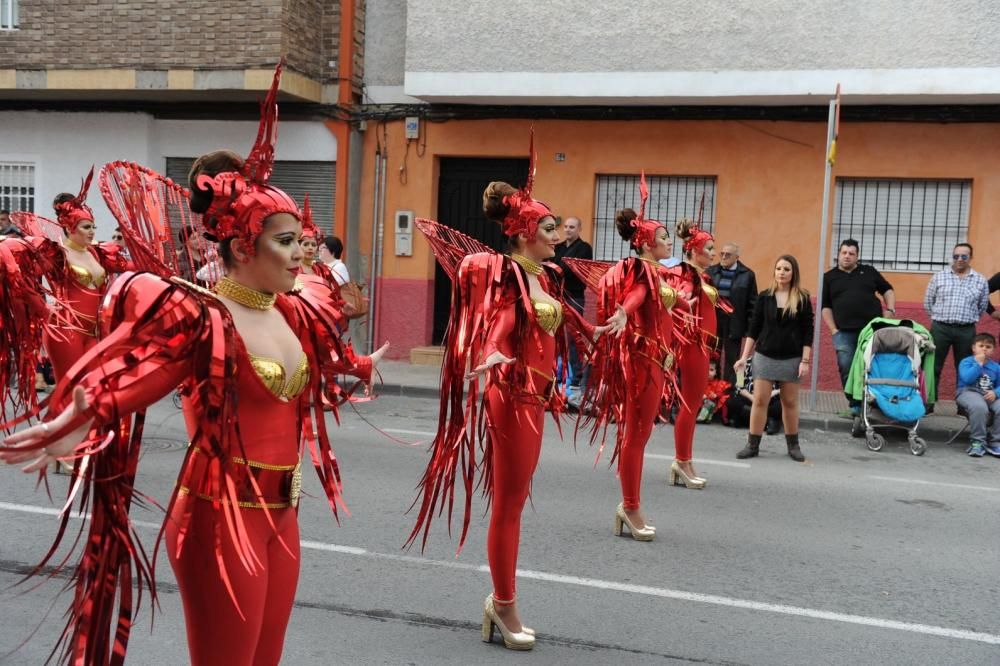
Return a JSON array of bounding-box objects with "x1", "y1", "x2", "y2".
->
[
  {"x1": 615, "y1": 208, "x2": 638, "y2": 242},
  {"x1": 188, "y1": 150, "x2": 244, "y2": 214},
  {"x1": 482, "y1": 181, "x2": 517, "y2": 223},
  {"x1": 52, "y1": 192, "x2": 75, "y2": 211}
]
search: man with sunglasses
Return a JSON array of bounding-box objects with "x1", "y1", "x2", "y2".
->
[
  {"x1": 706, "y1": 242, "x2": 757, "y2": 385},
  {"x1": 924, "y1": 243, "x2": 990, "y2": 405}
]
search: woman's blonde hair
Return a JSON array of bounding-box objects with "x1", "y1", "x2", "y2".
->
[{"x1": 768, "y1": 254, "x2": 809, "y2": 316}]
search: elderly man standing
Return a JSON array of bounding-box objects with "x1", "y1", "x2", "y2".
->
[
  {"x1": 924, "y1": 242, "x2": 990, "y2": 403},
  {"x1": 706, "y1": 242, "x2": 757, "y2": 385},
  {"x1": 554, "y1": 215, "x2": 593, "y2": 404},
  {"x1": 821, "y1": 239, "x2": 895, "y2": 414}
]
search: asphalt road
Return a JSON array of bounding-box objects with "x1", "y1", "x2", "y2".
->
[{"x1": 1, "y1": 394, "x2": 997, "y2": 665}]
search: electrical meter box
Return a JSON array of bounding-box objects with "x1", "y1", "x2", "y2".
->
[{"x1": 394, "y1": 210, "x2": 414, "y2": 256}]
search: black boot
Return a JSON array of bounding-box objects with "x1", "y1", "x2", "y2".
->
[
  {"x1": 737, "y1": 433, "x2": 762, "y2": 459},
  {"x1": 765, "y1": 417, "x2": 780, "y2": 435},
  {"x1": 786, "y1": 433, "x2": 805, "y2": 462}
]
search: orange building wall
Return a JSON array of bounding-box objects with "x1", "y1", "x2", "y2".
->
[{"x1": 358, "y1": 118, "x2": 1000, "y2": 371}]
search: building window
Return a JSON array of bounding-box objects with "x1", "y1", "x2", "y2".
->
[
  {"x1": 832, "y1": 178, "x2": 971, "y2": 272},
  {"x1": 592, "y1": 174, "x2": 717, "y2": 261},
  {"x1": 0, "y1": 162, "x2": 35, "y2": 212},
  {"x1": 0, "y1": 0, "x2": 18, "y2": 30}
]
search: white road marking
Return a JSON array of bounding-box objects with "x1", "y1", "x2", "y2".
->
[
  {"x1": 644, "y1": 453, "x2": 751, "y2": 469},
  {"x1": 2, "y1": 501, "x2": 997, "y2": 645},
  {"x1": 383, "y1": 428, "x2": 436, "y2": 437},
  {"x1": 869, "y1": 475, "x2": 1000, "y2": 493}
]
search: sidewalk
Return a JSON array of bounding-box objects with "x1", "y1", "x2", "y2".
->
[{"x1": 373, "y1": 360, "x2": 968, "y2": 443}]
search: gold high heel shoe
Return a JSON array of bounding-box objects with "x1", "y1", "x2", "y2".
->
[
  {"x1": 670, "y1": 461, "x2": 706, "y2": 489},
  {"x1": 614, "y1": 502, "x2": 655, "y2": 541},
  {"x1": 482, "y1": 594, "x2": 535, "y2": 650}
]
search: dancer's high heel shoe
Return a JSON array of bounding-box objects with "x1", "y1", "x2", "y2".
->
[
  {"x1": 482, "y1": 594, "x2": 535, "y2": 650},
  {"x1": 669, "y1": 461, "x2": 706, "y2": 489},
  {"x1": 614, "y1": 502, "x2": 655, "y2": 541}
]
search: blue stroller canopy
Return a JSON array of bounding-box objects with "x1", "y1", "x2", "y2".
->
[{"x1": 867, "y1": 353, "x2": 926, "y2": 423}]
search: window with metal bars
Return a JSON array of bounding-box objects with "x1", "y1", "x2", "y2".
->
[
  {"x1": 0, "y1": 0, "x2": 18, "y2": 30},
  {"x1": 0, "y1": 162, "x2": 35, "y2": 213},
  {"x1": 592, "y1": 174, "x2": 717, "y2": 261},
  {"x1": 832, "y1": 178, "x2": 971, "y2": 272}
]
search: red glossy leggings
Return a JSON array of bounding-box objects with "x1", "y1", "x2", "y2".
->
[
  {"x1": 619, "y1": 358, "x2": 665, "y2": 510},
  {"x1": 43, "y1": 328, "x2": 96, "y2": 381},
  {"x1": 674, "y1": 345, "x2": 710, "y2": 462},
  {"x1": 166, "y1": 498, "x2": 300, "y2": 666},
  {"x1": 484, "y1": 385, "x2": 544, "y2": 602}
]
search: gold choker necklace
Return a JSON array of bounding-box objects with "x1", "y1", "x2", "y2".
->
[
  {"x1": 511, "y1": 253, "x2": 543, "y2": 276},
  {"x1": 216, "y1": 276, "x2": 276, "y2": 310},
  {"x1": 64, "y1": 238, "x2": 89, "y2": 252}
]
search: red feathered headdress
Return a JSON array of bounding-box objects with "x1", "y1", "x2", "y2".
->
[
  {"x1": 54, "y1": 167, "x2": 96, "y2": 232},
  {"x1": 499, "y1": 130, "x2": 552, "y2": 239},
  {"x1": 299, "y1": 194, "x2": 322, "y2": 241},
  {"x1": 682, "y1": 192, "x2": 714, "y2": 254},
  {"x1": 196, "y1": 60, "x2": 301, "y2": 253},
  {"x1": 629, "y1": 170, "x2": 664, "y2": 251}
]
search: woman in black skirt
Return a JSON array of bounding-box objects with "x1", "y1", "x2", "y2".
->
[{"x1": 733, "y1": 255, "x2": 814, "y2": 461}]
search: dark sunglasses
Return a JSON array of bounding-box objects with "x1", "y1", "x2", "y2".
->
[{"x1": 953, "y1": 253, "x2": 970, "y2": 261}]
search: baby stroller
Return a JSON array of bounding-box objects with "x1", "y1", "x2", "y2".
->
[{"x1": 850, "y1": 323, "x2": 935, "y2": 455}]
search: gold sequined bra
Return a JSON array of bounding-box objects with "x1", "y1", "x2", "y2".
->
[
  {"x1": 531, "y1": 298, "x2": 563, "y2": 334},
  {"x1": 68, "y1": 263, "x2": 106, "y2": 289},
  {"x1": 248, "y1": 352, "x2": 310, "y2": 400},
  {"x1": 659, "y1": 285, "x2": 678, "y2": 309},
  {"x1": 702, "y1": 283, "x2": 719, "y2": 306}
]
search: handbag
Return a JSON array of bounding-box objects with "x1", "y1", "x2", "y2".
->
[{"x1": 340, "y1": 280, "x2": 368, "y2": 320}]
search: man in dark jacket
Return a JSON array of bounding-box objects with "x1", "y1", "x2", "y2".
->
[
  {"x1": 554, "y1": 216, "x2": 593, "y2": 403},
  {"x1": 706, "y1": 242, "x2": 757, "y2": 385},
  {"x1": 987, "y1": 271, "x2": 1000, "y2": 321}
]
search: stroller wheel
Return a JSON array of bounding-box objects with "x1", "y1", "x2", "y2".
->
[
  {"x1": 851, "y1": 416, "x2": 865, "y2": 438},
  {"x1": 172, "y1": 391, "x2": 183, "y2": 409},
  {"x1": 866, "y1": 432, "x2": 885, "y2": 452},
  {"x1": 909, "y1": 437, "x2": 927, "y2": 456}
]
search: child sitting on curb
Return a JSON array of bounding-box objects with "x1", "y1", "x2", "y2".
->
[{"x1": 956, "y1": 332, "x2": 1000, "y2": 457}]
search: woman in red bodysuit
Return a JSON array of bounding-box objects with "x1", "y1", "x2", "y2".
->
[
  {"x1": 1, "y1": 64, "x2": 387, "y2": 666},
  {"x1": 582, "y1": 174, "x2": 685, "y2": 540},
  {"x1": 408, "y1": 162, "x2": 611, "y2": 651},
  {"x1": 669, "y1": 217, "x2": 723, "y2": 488},
  {"x1": 40, "y1": 172, "x2": 131, "y2": 380}
]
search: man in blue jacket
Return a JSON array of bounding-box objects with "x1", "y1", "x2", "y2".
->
[{"x1": 956, "y1": 332, "x2": 1000, "y2": 457}]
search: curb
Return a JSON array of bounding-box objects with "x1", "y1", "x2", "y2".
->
[
  {"x1": 370, "y1": 383, "x2": 441, "y2": 401},
  {"x1": 371, "y1": 382, "x2": 970, "y2": 443},
  {"x1": 797, "y1": 413, "x2": 964, "y2": 441}
]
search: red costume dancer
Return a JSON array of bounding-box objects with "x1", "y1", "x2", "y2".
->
[
  {"x1": 1, "y1": 62, "x2": 386, "y2": 666},
  {"x1": 669, "y1": 211, "x2": 729, "y2": 487},
  {"x1": 579, "y1": 172, "x2": 689, "y2": 539},
  {"x1": 408, "y1": 140, "x2": 607, "y2": 651},
  {"x1": 12, "y1": 172, "x2": 131, "y2": 381},
  {"x1": 298, "y1": 195, "x2": 329, "y2": 279}
]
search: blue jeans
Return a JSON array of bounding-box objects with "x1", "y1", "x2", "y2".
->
[{"x1": 833, "y1": 330, "x2": 860, "y2": 408}]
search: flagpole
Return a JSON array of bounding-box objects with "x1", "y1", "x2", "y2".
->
[{"x1": 809, "y1": 86, "x2": 840, "y2": 411}]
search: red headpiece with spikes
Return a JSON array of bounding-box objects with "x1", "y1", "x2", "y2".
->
[
  {"x1": 54, "y1": 167, "x2": 96, "y2": 232},
  {"x1": 299, "y1": 194, "x2": 322, "y2": 241},
  {"x1": 196, "y1": 60, "x2": 301, "y2": 253},
  {"x1": 682, "y1": 192, "x2": 714, "y2": 254},
  {"x1": 500, "y1": 130, "x2": 552, "y2": 239},
  {"x1": 629, "y1": 170, "x2": 664, "y2": 250}
]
